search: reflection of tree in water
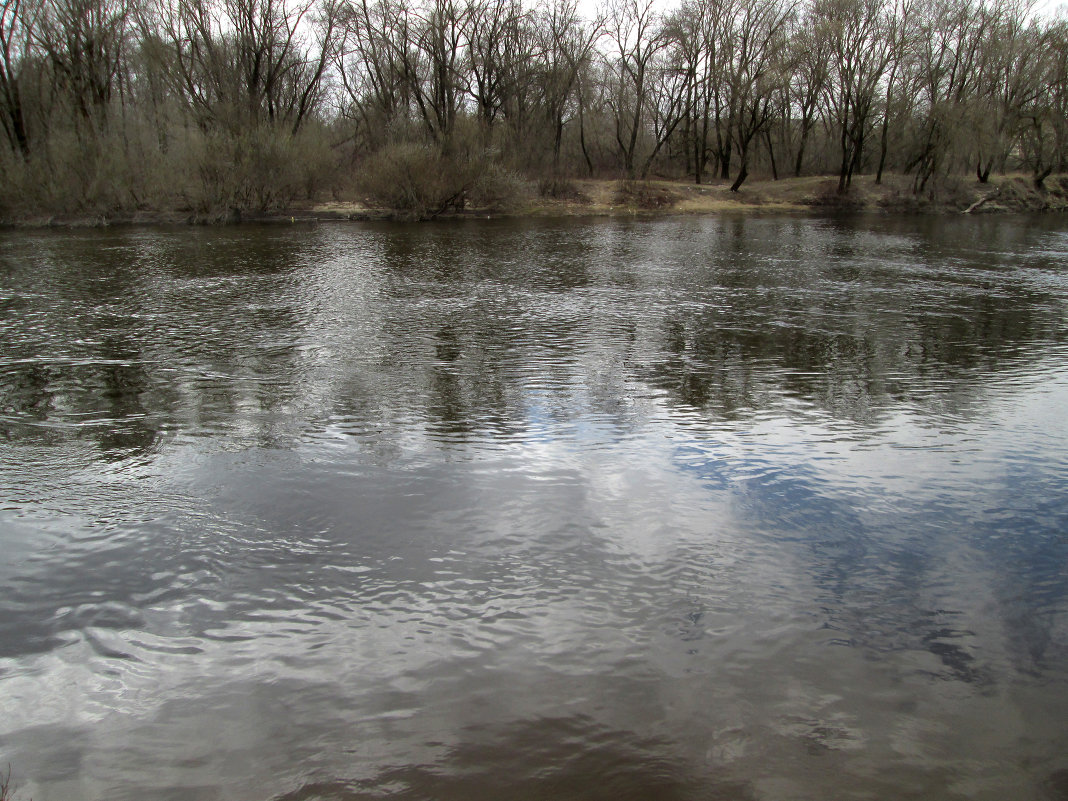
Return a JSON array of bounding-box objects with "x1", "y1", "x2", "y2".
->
[
  {"x1": 0, "y1": 232, "x2": 166, "y2": 458},
  {"x1": 3, "y1": 220, "x2": 1068, "y2": 799},
  {"x1": 349, "y1": 216, "x2": 1068, "y2": 443},
  {"x1": 375, "y1": 219, "x2": 595, "y2": 293},
  {"x1": 4, "y1": 218, "x2": 1065, "y2": 453},
  {"x1": 0, "y1": 364, "x2": 55, "y2": 429},
  {"x1": 364, "y1": 223, "x2": 606, "y2": 443},
  {"x1": 424, "y1": 320, "x2": 527, "y2": 441},
  {"x1": 276, "y1": 716, "x2": 753, "y2": 801},
  {"x1": 645, "y1": 254, "x2": 1064, "y2": 424},
  {"x1": 93, "y1": 336, "x2": 160, "y2": 459},
  {"x1": 628, "y1": 216, "x2": 1068, "y2": 687},
  {"x1": 0, "y1": 228, "x2": 321, "y2": 455},
  {"x1": 0, "y1": 348, "x2": 163, "y2": 459},
  {"x1": 428, "y1": 323, "x2": 481, "y2": 438}
]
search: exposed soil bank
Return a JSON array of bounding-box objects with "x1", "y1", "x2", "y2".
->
[{"x1": 4, "y1": 174, "x2": 1068, "y2": 229}]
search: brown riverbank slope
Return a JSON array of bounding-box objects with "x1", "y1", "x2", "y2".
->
[
  {"x1": 6, "y1": 173, "x2": 1068, "y2": 228},
  {"x1": 306, "y1": 172, "x2": 1068, "y2": 220}
]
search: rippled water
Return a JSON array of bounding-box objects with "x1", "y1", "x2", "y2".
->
[{"x1": 1, "y1": 215, "x2": 1067, "y2": 800}]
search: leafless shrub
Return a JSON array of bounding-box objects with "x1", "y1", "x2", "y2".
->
[
  {"x1": 357, "y1": 143, "x2": 527, "y2": 218},
  {"x1": 1045, "y1": 175, "x2": 1068, "y2": 199},
  {"x1": 186, "y1": 125, "x2": 334, "y2": 214},
  {"x1": 806, "y1": 180, "x2": 866, "y2": 210},
  {"x1": 614, "y1": 179, "x2": 679, "y2": 209},
  {"x1": 537, "y1": 176, "x2": 589, "y2": 202},
  {"x1": 469, "y1": 162, "x2": 531, "y2": 211},
  {"x1": 357, "y1": 143, "x2": 471, "y2": 218}
]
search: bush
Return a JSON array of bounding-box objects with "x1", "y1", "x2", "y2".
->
[
  {"x1": 807, "y1": 180, "x2": 867, "y2": 210},
  {"x1": 190, "y1": 125, "x2": 307, "y2": 214},
  {"x1": 614, "y1": 180, "x2": 679, "y2": 209},
  {"x1": 357, "y1": 142, "x2": 527, "y2": 218},
  {"x1": 537, "y1": 175, "x2": 589, "y2": 202},
  {"x1": 356, "y1": 143, "x2": 466, "y2": 218},
  {"x1": 470, "y1": 162, "x2": 530, "y2": 211},
  {"x1": 0, "y1": 129, "x2": 149, "y2": 218}
]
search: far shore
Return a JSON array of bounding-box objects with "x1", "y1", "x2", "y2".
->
[{"x1": 4, "y1": 174, "x2": 1067, "y2": 229}]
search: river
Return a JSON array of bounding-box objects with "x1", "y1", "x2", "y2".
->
[{"x1": 1, "y1": 215, "x2": 1067, "y2": 800}]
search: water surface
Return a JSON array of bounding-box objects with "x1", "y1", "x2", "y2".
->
[{"x1": 1, "y1": 215, "x2": 1067, "y2": 800}]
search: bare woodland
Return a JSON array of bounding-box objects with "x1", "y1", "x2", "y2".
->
[{"x1": 1, "y1": 0, "x2": 1066, "y2": 218}]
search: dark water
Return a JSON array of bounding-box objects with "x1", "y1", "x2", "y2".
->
[{"x1": 1, "y1": 215, "x2": 1067, "y2": 801}]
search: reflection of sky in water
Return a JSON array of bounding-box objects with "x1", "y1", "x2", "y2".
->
[{"x1": 1, "y1": 217, "x2": 1067, "y2": 800}]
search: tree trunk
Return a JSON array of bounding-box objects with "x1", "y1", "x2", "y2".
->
[
  {"x1": 553, "y1": 115, "x2": 564, "y2": 171},
  {"x1": 876, "y1": 113, "x2": 890, "y2": 184},
  {"x1": 695, "y1": 112, "x2": 709, "y2": 185},
  {"x1": 729, "y1": 164, "x2": 748, "y2": 192},
  {"x1": 794, "y1": 132, "x2": 807, "y2": 177},
  {"x1": 578, "y1": 100, "x2": 594, "y2": 176},
  {"x1": 3, "y1": 97, "x2": 31, "y2": 158},
  {"x1": 730, "y1": 140, "x2": 750, "y2": 192},
  {"x1": 765, "y1": 130, "x2": 777, "y2": 181},
  {"x1": 683, "y1": 110, "x2": 692, "y2": 177}
]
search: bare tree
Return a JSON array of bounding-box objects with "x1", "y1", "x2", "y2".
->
[
  {"x1": 670, "y1": 0, "x2": 733, "y2": 182},
  {"x1": 35, "y1": 0, "x2": 130, "y2": 126},
  {"x1": 536, "y1": 0, "x2": 601, "y2": 170},
  {"x1": 0, "y1": 0, "x2": 34, "y2": 155},
  {"x1": 403, "y1": 0, "x2": 468, "y2": 146},
  {"x1": 972, "y1": 0, "x2": 1046, "y2": 182},
  {"x1": 155, "y1": 0, "x2": 338, "y2": 133},
  {"x1": 817, "y1": 0, "x2": 893, "y2": 192},
  {"x1": 639, "y1": 23, "x2": 692, "y2": 177},
  {"x1": 894, "y1": 0, "x2": 983, "y2": 190},
  {"x1": 1014, "y1": 20, "x2": 1056, "y2": 186},
  {"x1": 336, "y1": 0, "x2": 412, "y2": 149},
  {"x1": 785, "y1": 9, "x2": 829, "y2": 176},
  {"x1": 722, "y1": 0, "x2": 793, "y2": 190},
  {"x1": 873, "y1": 0, "x2": 912, "y2": 183},
  {"x1": 1044, "y1": 19, "x2": 1068, "y2": 174},
  {"x1": 693, "y1": 0, "x2": 742, "y2": 179},
  {"x1": 464, "y1": 0, "x2": 522, "y2": 136},
  {"x1": 468, "y1": 0, "x2": 544, "y2": 156},
  {"x1": 604, "y1": 0, "x2": 668, "y2": 177}
]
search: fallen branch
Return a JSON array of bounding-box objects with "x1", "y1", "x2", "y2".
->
[{"x1": 964, "y1": 189, "x2": 999, "y2": 214}]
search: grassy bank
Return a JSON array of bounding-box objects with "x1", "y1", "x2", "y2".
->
[{"x1": 4, "y1": 174, "x2": 1068, "y2": 229}]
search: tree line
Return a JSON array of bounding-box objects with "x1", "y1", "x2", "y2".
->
[{"x1": 1, "y1": 0, "x2": 1065, "y2": 217}]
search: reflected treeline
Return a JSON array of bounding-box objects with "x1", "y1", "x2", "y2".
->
[
  {"x1": 0, "y1": 227, "x2": 326, "y2": 457},
  {"x1": 275, "y1": 715, "x2": 749, "y2": 801},
  {"x1": 1, "y1": 217, "x2": 1067, "y2": 460},
  {"x1": 642, "y1": 217, "x2": 1068, "y2": 423}
]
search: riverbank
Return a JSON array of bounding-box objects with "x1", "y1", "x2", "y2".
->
[
  {"x1": 267, "y1": 172, "x2": 1068, "y2": 222},
  {"x1": 3, "y1": 173, "x2": 1067, "y2": 228}
]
